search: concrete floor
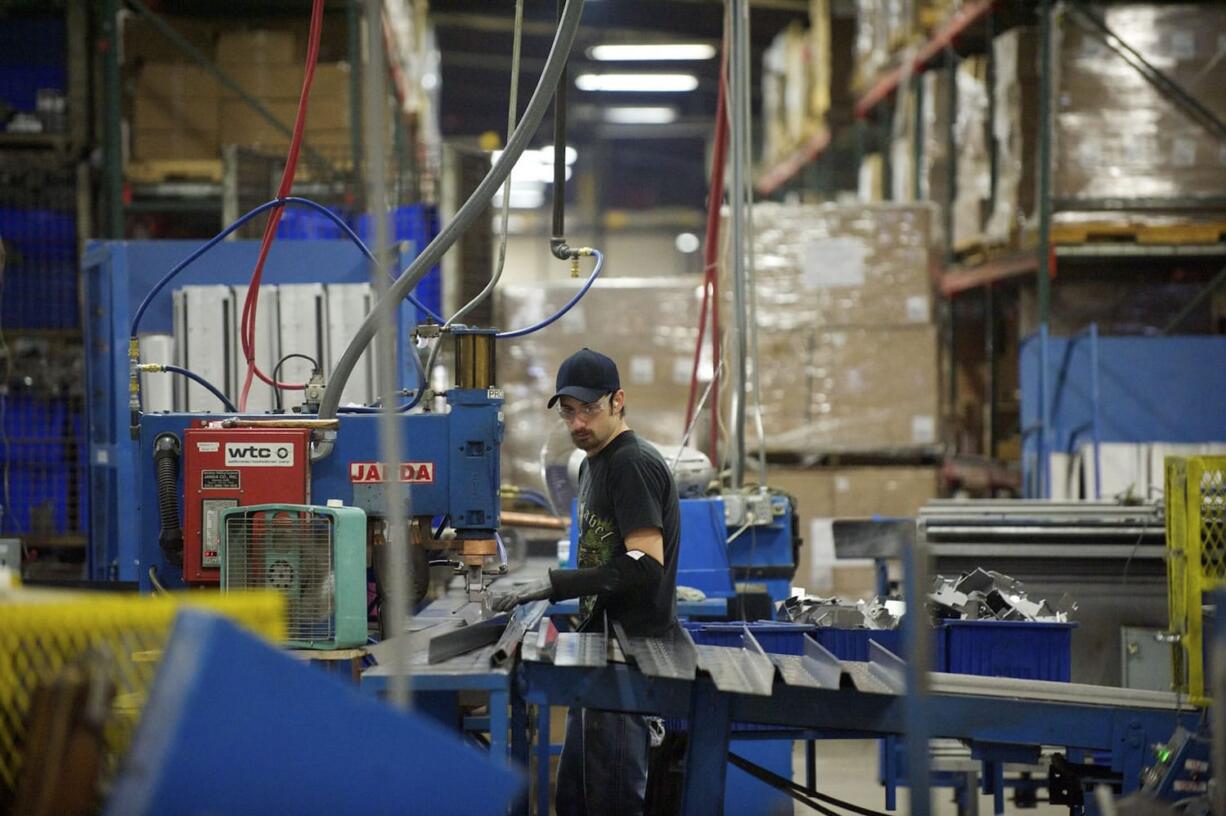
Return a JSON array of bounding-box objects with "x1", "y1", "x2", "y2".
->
[{"x1": 791, "y1": 739, "x2": 1067, "y2": 815}]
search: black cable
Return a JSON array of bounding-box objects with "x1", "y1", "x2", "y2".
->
[
  {"x1": 727, "y1": 751, "x2": 892, "y2": 816},
  {"x1": 271, "y1": 353, "x2": 319, "y2": 412},
  {"x1": 727, "y1": 752, "x2": 840, "y2": 816},
  {"x1": 161, "y1": 365, "x2": 237, "y2": 413}
]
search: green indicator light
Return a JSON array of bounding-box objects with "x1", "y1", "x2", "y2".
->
[{"x1": 1157, "y1": 748, "x2": 1172, "y2": 763}]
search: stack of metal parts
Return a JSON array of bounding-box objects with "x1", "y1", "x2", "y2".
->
[
  {"x1": 929, "y1": 568, "x2": 1074, "y2": 623},
  {"x1": 779, "y1": 595, "x2": 901, "y2": 630},
  {"x1": 780, "y1": 567, "x2": 1075, "y2": 628}
]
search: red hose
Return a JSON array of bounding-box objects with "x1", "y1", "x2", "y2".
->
[
  {"x1": 237, "y1": 0, "x2": 326, "y2": 411},
  {"x1": 685, "y1": 20, "x2": 730, "y2": 463}
]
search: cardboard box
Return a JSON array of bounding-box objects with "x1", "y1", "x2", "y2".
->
[
  {"x1": 132, "y1": 127, "x2": 219, "y2": 161},
  {"x1": 496, "y1": 278, "x2": 707, "y2": 497},
  {"x1": 741, "y1": 202, "x2": 938, "y2": 328},
  {"x1": 750, "y1": 324, "x2": 940, "y2": 455},
  {"x1": 988, "y1": 6, "x2": 1226, "y2": 242},
  {"x1": 132, "y1": 63, "x2": 219, "y2": 134},
  {"x1": 124, "y1": 16, "x2": 219, "y2": 65},
  {"x1": 218, "y1": 62, "x2": 352, "y2": 104},
  {"x1": 831, "y1": 467, "x2": 939, "y2": 517},
  {"x1": 216, "y1": 29, "x2": 296, "y2": 65},
  {"x1": 218, "y1": 99, "x2": 349, "y2": 150}
]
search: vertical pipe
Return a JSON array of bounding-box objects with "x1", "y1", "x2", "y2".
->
[
  {"x1": 348, "y1": 0, "x2": 365, "y2": 201},
  {"x1": 903, "y1": 521, "x2": 932, "y2": 816},
  {"x1": 100, "y1": 0, "x2": 123, "y2": 239},
  {"x1": 365, "y1": 0, "x2": 412, "y2": 710},
  {"x1": 551, "y1": 0, "x2": 568, "y2": 255},
  {"x1": 739, "y1": 0, "x2": 767, "y2": 489},
  {"x1": 1088, "y1": 323, "x2": 1102, "y2": 499},
  {"x1": 728, "y1": 0, "x2": 749, "y2": 488},
  {"x1": 1036, "y1": 0, "x2": 1054, "y2": 327}
]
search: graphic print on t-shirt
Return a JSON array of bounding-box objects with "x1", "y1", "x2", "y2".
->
[{"x1": 577, "y1": 500, "x2": 618, "y2": 619}]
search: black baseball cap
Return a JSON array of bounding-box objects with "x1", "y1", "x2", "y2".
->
[{"x1": 547, "y1": 348, "x2": 620, "y2": 408}]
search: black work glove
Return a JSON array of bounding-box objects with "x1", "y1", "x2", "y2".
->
[{"x1": 487, "y1": 575, "x2": 553, "y2": 613}]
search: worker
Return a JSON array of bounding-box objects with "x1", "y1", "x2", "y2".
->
[{"x1": 489, "y1": 347, "x2": 681, "y2": 816}]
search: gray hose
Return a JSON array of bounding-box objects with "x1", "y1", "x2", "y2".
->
[{"x1": 314, "y1": 0, "x2": 586, "y2": 452}]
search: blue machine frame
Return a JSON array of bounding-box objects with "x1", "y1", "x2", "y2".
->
[
  {"x1": 82, "y1": 238, "x2": 438, "y2": 584},
  {"x1": 134, "y1": 398, "x2": 503, "y2": 592}
]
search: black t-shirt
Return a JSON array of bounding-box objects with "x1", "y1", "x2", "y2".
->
[{"x1": 576, "y1": 430, "x2": 680, "y2": 637}]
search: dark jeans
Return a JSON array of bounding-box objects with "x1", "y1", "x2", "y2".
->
[{"x1": 556, "y1": 706, "x2": 649, "y2": 816}]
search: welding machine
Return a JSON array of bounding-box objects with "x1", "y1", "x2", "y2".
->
[{"x1": 134, "y1": 327, "x2": 505, "y2": 610}]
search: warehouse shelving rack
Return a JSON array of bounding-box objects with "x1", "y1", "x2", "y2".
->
[{"x1": 757, "y1": 0, "x2": 1226, "y2": 490}]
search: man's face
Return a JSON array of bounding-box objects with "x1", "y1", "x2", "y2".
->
[{"x1": 557, "y1": 392, "x2": 622, "y2": 453}]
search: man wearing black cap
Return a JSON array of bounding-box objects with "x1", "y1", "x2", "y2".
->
[{"x1": 489, "y1": 347, "x2": 681, "y2": 815}]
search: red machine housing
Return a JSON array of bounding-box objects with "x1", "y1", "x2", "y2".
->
[{"x1": 181, "y1": 426, "x2": 311, "y2": 584}]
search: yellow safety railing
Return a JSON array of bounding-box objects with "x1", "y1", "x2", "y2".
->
[
  {"x1": 0, "y1": 588, "x2": 285, "y2": 800},
  {"x1": 1166, "y1": 456, "x2": 1226, "y2": 704}
]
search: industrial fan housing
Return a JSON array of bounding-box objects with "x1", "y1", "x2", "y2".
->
[{"x1": 220, "y1": 503, "x2": 367, "y2": 649}]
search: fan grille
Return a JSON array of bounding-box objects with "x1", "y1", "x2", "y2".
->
[{"x1": 225, "y1": 509, "x2": 336, "y2": 643}]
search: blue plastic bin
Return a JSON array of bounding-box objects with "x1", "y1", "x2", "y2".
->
[
  {"x1": 940, "y1": 620, "x2": 1075, "y2": 681},
  {"x1": 684, "y1": 621, "x2": 814, "y2": 655}
]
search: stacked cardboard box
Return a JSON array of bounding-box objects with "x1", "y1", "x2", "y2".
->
[
  {"x1": 132, "y1": 63, "x2": 220, "y2": 161},
  {"x1": 918, "y1": 58, "x2": 990, "y2": 248},
  {"x1": 738, "y1": 202, "x2": 941, "y2": 457},
  {"x1": 496, "y1": 278, "x2": 706, "y2": 498},
  {"x1": 761, "y1": 2, "x2": 855, "y2": 168},
  {"x1": 216, "y1": 30, "x2": 351, "y2": 154},
  {"x1": 770, "y1": 466, "x2": 939, "y2": 597},
  {"x1": 987, "y1": 4, "x2": 1226, "y2": 245},
  {"x1": 853, "y1": 0, "x2": 966, "y2": 91},
  {"x1": 129, "y1": 28, "x2": 354, "y2": 164}
]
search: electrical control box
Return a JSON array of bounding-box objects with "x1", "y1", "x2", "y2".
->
[{"x1": 181, "y1": 427, "x2": 311, "y2": 584}]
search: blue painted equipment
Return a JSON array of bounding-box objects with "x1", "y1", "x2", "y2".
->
[
  {"x1": 1139, "y1": 726, "x2": 1211, "y2": 802},
  {"x1": 105, "y1": 609, "x2": 522, "y2": 815},
  {"x1": 134, "y1": 395, "x2": 503, "y2": 593},
  {"x1": 82, "y1": 239, "x2": 422, "y2": 582}
]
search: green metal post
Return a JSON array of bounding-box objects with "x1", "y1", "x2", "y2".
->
[
  {"x1": 348, "y1": 0, "x2": 364, "y2": 197},
  {"x1": 879, "y1": 102, "x2": 892, "y2": 200},
  {"x1": 944, "y1": 54, "x2": 957, "y2": 257},
  {"x1": 100, "y1": 0, "x2": 123, "y2": 238},
  {"x1": 985, "y1": 284, "x2": 997, "y2": 458},
  {"x1": 944, "y1": 53, "x2": 959, "y2": 423},
  {"x1": 1036, "y1": 0, "x2": 1054, "y2": 327},
  {"x1": 911, "y1": 74, "x2": 924, "y2": 201}
]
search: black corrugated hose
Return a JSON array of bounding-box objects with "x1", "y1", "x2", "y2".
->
[{"x1": 153, "y1": 433, "x2": 183, "y2": 567}]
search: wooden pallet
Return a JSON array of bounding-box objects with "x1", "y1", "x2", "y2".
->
[
  {"x1": 126, "y1": 158, "x2": 223, "y2": 184},
  {"x1": 952, "y1": 235, "x2": 1030, "y2": 267},
  {"x1": 1050, "y1": 220, "x2": 1226, "y2": 246}
]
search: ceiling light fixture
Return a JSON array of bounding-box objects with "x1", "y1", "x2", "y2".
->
[
  {"x1": 588, "y1": 43, "x2": 717, "y2": 61},
  {"x1": 574, "y1": 73, "x2": 698, "y2": 93},
  {"x1": 602, "y1": 106, "x2": 678, "y2": 124}
]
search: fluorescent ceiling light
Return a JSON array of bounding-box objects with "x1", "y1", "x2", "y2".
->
[
  {"x1": 589, "y1": 43, "x2": 716, "y2": 61},
  {"x1": 575, "y1": 73, "x2": 698, "y2": 92},
  {"x1": 492, "y1": 146, "x2": 577, "y2": 167},
  {"x1": 602, "y1": 106, "x2": 678, "y2": 124}
]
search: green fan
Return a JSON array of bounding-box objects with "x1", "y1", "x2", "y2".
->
[{"x1": 220, "y1": 503, "x2": 367, "y2": 649}]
